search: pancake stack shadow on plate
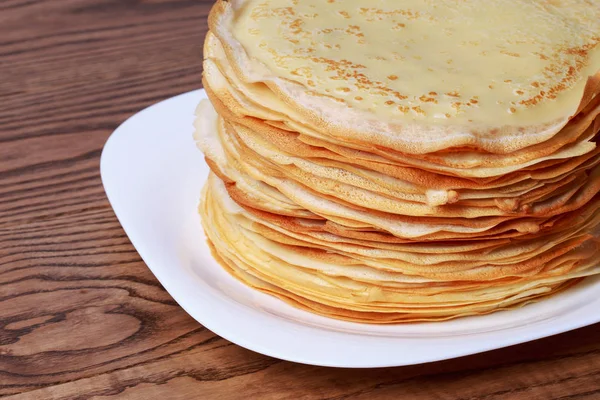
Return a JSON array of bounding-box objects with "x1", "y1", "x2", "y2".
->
[{"x1": 194, "y1": 0, "x2": 600, "y2": 323}]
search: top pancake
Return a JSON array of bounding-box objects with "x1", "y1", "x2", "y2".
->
[{"x1": 210, "y1": 0, "x2": 600, "y2": 154}]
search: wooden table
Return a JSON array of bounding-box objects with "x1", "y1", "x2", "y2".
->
[{"x1": 2, "y1": 1, "x2": 599, "y2": 398}]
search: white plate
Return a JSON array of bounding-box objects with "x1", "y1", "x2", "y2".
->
[{"x1": 101, "y1": 89, "x2": 600, "y2": 368}]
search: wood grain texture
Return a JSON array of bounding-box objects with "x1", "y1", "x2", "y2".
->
[{"x1": 1, "y1": 1, "x2": 599, "y2": 399}]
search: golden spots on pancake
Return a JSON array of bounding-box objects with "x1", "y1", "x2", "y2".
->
[
  {"x1": 336, "y1": 87, "x2": 351, "y2": 92},
  {"x1": 563, "y1": 38, "x2": 600, "y2": 57},
  {"x1": 264, "y1": 47, "x2": 293, "y2": 69},
  {"x1": 501, "y1": 50, "x2": 520, "y2": 57},
  {"x1": 293, "y1": 47, "x2": 315, "y2": 55},
  {"x1": 448, "y1": 98, "x2": 479, "y2": 114},
  {"x1": 251, "y1": 6, "x2": 295, "y2": 21},
  {"x1": 520, "y1": 91, "x2": 547, "y2": 107},
  {"x1": 397, "y1": 105, "x2": 409, "y2": 114},
  {"x1": 518, "y1": 39, "x2": 599, "y2": 108},
  {"x1": 387, "y1": 75, "x2": 398, "y2": 80},
  {"x1": 508, "y1": 107, "x2": 517, "y2": 114},
  {"x1": 354, "y1": 96, "x2": 363, "y2": 101},
  {"x1": 385, "y1": 100, "x2": 395, "y2": 105},
  {"x1": 358, "y1": 7, "x2": 422, "y2": 22},
  {"x1": 307, "y1": 56, "x2": 408, "y2": 103},
  {"x1": 310, "y1": 56, "x2": 365, "y2": 70},
  {"x1": 288, "y1": 18, "x2": 304, "y2": 35},
  {"x1": 419, "y1": 94, "x2": 437, "y2": 103},
  {"x1": 315, "y1": 24, "x2": 366, "y2": 44},
  {"x1": 290, "y1": 67, "x2": 313, "y2": 78},
  {"x1": 411, "y1": 106, "x2": 426, "y2": 115},
  {"x1": 347, "y1": 25, "x2": 366, "y2": 43},
  {"x1": 234, "y1": 0, "x2": 600, "y2": 123}
]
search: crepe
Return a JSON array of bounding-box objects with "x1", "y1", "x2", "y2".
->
[
  {"x1": 194, "y1": 0, "x2": 600, "y2": 323},
  {"x1": 208, "y1": 0, "x2": 600, "y2": 153},
  {"x1": 200, "y1": 173, "x2": 600, "y2": 323}
]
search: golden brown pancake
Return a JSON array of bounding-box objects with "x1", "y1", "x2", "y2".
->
[{"x1": 194, "y1": 0, "x2": 600, "y2": 323}]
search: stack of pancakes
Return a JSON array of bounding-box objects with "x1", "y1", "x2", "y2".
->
[{"x1": 195, "y1": 0, "x2": 600, "y2": 322}]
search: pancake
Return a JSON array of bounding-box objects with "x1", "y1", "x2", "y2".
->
[
  {"x1": 199, "y1": 173, "x2": 600, "y2": 322},
  {"x1": 208, "y1": 0, "x2": 600, "y2": 154},
  {"x1": 194, "y1": 0, "x2": 600, "y2": 323}
]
